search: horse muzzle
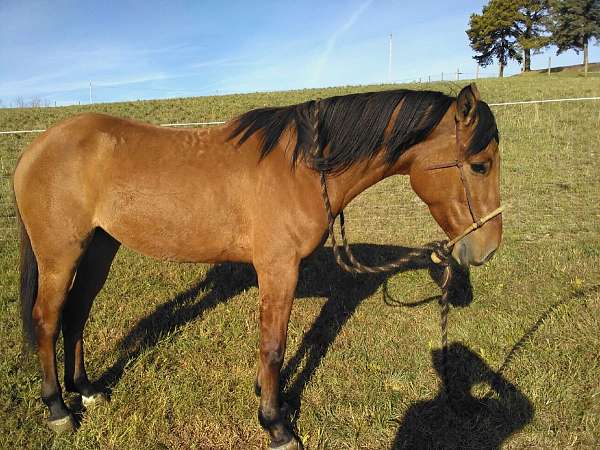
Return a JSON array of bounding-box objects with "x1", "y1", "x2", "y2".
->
[{"x1": 451, "y1": 232, "x2": 499, "y2": 267}]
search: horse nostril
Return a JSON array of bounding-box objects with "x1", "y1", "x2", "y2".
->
[
  {"x1": 485, "y1": 248, "x2": 497, "y2": 262},
  {"x1": 473, "y1": 247, "x2": 497, "y2": 266}
]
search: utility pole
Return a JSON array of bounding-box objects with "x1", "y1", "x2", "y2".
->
[
  {"x1": 476, "y1": 65, "x2": 480, "y2": 79},
  {"x1": 388, "y1": 33, "x2": 393, "y2": 83},
  {"x1": 89, "y1": 81, "x2": 93, "y2": 104},
  {"x1": 547, "y1": 57, "x2": 551, "y2": 77}
]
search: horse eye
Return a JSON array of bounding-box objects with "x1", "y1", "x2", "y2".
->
[{"x1": 470, "y1": 163, "x2": 488, "y2": 175}]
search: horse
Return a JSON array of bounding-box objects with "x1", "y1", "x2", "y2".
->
[{"x1": 13, "y1": 83, "x2": 501, "y2": 449}]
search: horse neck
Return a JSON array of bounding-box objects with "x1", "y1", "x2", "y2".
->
[
  {"x1": 323, "y1": 106, "x2": 457, "y2": 214},
  {"x1": 324, "y1": 150, "x2": 415, "y2": 215}
]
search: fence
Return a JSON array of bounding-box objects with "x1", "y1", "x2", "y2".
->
[
  {"x1": 1, "y1": 95, "x2": 599, "y2": 247},
  {"x1": 0, "y1": 96, "x2": 599, "y2": 136}
]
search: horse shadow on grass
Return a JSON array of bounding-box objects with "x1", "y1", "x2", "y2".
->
[
  {"x1": 95, "y1": 243, "x2": 438, "y2": 400},
  {"x1": 96, "y1": 243, "x2": 520, "y2": 446},
  {"x1": 391, "y1": 343, "x2": 534, "y2": 450}
]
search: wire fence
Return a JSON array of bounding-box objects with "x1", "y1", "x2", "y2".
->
[
  {"x1": 1, "y1": 95, "x2": 599, "y2": 248},
  {"x1": 0, "y1": 96, "x2": 598, "y2": 136}
]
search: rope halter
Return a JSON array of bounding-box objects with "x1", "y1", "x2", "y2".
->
[{"x1": 313, "y1": 97, "x2": 504, "y2": 383}]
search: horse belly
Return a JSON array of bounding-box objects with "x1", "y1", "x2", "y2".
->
[{"x1": 97, "y1": 189, "x2": 251, "y2": 263}]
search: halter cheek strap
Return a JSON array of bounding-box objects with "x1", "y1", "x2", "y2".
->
[{"x1": 426, "y1": 123, "x2": 504, "y2": 259}]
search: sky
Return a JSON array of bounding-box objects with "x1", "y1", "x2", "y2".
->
[{"x1": 0, "y1": 0, "x2": 598, "y2": 107}]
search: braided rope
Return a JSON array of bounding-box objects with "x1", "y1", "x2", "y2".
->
[
  {"x1": 319, "y1": 172, "x2": 445, "y2": 273},
  {"x1": 311, "y1": 99, "x2": 452, "y2": 372}
]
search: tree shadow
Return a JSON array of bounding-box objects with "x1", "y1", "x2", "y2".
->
[{"x1": 392, "y1": 343, "x2": 534, "y2": 450}]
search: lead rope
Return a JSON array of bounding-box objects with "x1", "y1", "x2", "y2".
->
[
  {"x1": 312, "y1": 100, "x2": 453, "y2": 386},
  {"x1": 320, "y1": 171, "x2": 453, "y2": 394}
]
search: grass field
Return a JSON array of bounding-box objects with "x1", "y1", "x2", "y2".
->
[{"x1": 1, "y1": 74, "x2": 599, "y2": 449}]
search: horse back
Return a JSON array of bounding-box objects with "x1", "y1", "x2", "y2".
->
[{"x1": 14, "y1": 113, "x2": 327, "y2": 265}]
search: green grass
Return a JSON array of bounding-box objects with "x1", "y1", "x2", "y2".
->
[{"x1": 1, "y1": 73, "x2": 599, "y2": 449}]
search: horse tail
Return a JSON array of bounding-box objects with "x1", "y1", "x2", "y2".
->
[{"x1": 15, "y1": 200, "x2": 38, "y2": 350}]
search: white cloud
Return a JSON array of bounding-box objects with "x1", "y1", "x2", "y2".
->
[{"x1": 311, "y1": 0, "x2": 374, "y2": 85}]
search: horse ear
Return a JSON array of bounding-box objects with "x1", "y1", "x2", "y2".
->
[{"x1": 455, "y1": 83, "x2": 480, "y2": 126}]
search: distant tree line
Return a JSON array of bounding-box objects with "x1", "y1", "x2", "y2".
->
[
  {"x1": 467, "y1": 0, "x2": 600, "y2": 76},
  {"x1": 0, "y1": 96, "x2": 54, "y2": 108}
]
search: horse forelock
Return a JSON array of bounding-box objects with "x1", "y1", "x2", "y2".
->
[
  {"x1": 467, "y1": 101, "x2": 499, "y2": 156},
  {"x1": 228, "y1": 89, "x2": 498, "y2": 173}
]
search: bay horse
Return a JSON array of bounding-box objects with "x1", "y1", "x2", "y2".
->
[{"x1": 13, "y1": 83, "x2": 501, "y2": 448}]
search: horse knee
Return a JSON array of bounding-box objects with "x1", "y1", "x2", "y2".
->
[
  {"x1": 33, "y1": 307, "x2": 59, "y2": 342},
  {"x1": 261, "y1": 344, "x2": 284, "y2": 368}
]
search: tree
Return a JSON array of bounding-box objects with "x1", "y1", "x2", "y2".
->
[
  {"x1": 549, "y1": 0, "x2": 600, "y2": 75},
  {"x1": 30, "y1": 96, "x2": 42, "y2": 108},
  {"x1": 467, "y1": 0, "x2": 523, "y2": 77},
  {"x1": 515, "y1": 0, "x2": 552, "y2": 71}
]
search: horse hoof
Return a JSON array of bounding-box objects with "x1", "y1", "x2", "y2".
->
[
  {"x1": 270, "y1": 437, "x2": 302, "y2": 450},
  {"x1": 82, "y1": 392, "x2": 108, "y2": 408},
  {"x1": 47, "y1": 414, "x2": 76, "y2": 433}
]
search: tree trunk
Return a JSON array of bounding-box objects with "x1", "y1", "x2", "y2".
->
[
  {"x1": 499, "y1": 63, "x2": 504, "y2": 78},
  {"x1": 524, "y1": 48, "x2": 531, "y2": 72},
  {"x1": 583, "y1": 37, "x2": 589, "y2": 77}
]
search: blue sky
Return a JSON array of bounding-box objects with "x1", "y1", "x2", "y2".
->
[{"x1": 0, "y1": 0, "x2": 597, "y2": 106}]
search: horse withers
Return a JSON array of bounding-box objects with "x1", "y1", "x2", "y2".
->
[{"x1": 13, "y1": 83, "x2": 501, "y2": 448}]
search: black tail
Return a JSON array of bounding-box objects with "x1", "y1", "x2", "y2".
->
[{"x1": 16, "y1": 206, "x2": 38, "y2": 349}]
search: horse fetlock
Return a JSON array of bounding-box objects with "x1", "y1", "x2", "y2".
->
[
  {"x1": 259, "y1": 406, "x2": 295, "y2": 449},
  {"x1": 82, "y1": 392, "x2": 108, "y2": 408},
  {"x1": 269, "y1": 436, "x2": 303, "y2": 450},
  {"x1": 64, "y1": 375, "x2": 94, "y2": 394}
]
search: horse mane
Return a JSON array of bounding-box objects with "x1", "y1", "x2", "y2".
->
[{"x1": 228, "y1": 89, "x2": 499, "y2": 173}]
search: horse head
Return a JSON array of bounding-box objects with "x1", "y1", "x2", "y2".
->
[{"x1": 410, "y1": 84, "x2": 502, "y2": 267}]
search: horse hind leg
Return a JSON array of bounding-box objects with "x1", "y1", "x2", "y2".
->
[
  {"x1": 32, "y1": 250, "x2": 88, "y2": 432},
  {"x1": 62, "y1": 228, "x2": 120, "y2": 407},
  {"x1": 18, "y1": 208, "x2": 99, "y2": 432}
]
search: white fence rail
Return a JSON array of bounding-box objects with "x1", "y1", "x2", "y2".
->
[
  {"x1": 1, "y1": 96, "x2": 599, "y2": 136},
  {"x1": 1, "y1": 94, "x2": 598, "y2": 241}
]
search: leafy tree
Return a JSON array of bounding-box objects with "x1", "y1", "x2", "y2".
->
[
  {"x1": 467, "y1": 0, "x2": 523, "y2": 77},
  {"x1": 468, "y1": 0, "x2": 551, "y2": 75},
  {"x1": 549, "y1": 0, "x2": 600, "y2": 74},
  {"x1": 515, "y1": 0, "x2": 552, "y2": 71}
]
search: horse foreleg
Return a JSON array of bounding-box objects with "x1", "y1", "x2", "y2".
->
[{"x1": 255, "y1": 257, "x2": 301, "y2": 449}]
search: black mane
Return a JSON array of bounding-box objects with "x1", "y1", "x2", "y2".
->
[{"x1": 229, "y1": 89, "x2": 498, "y2": 173}]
